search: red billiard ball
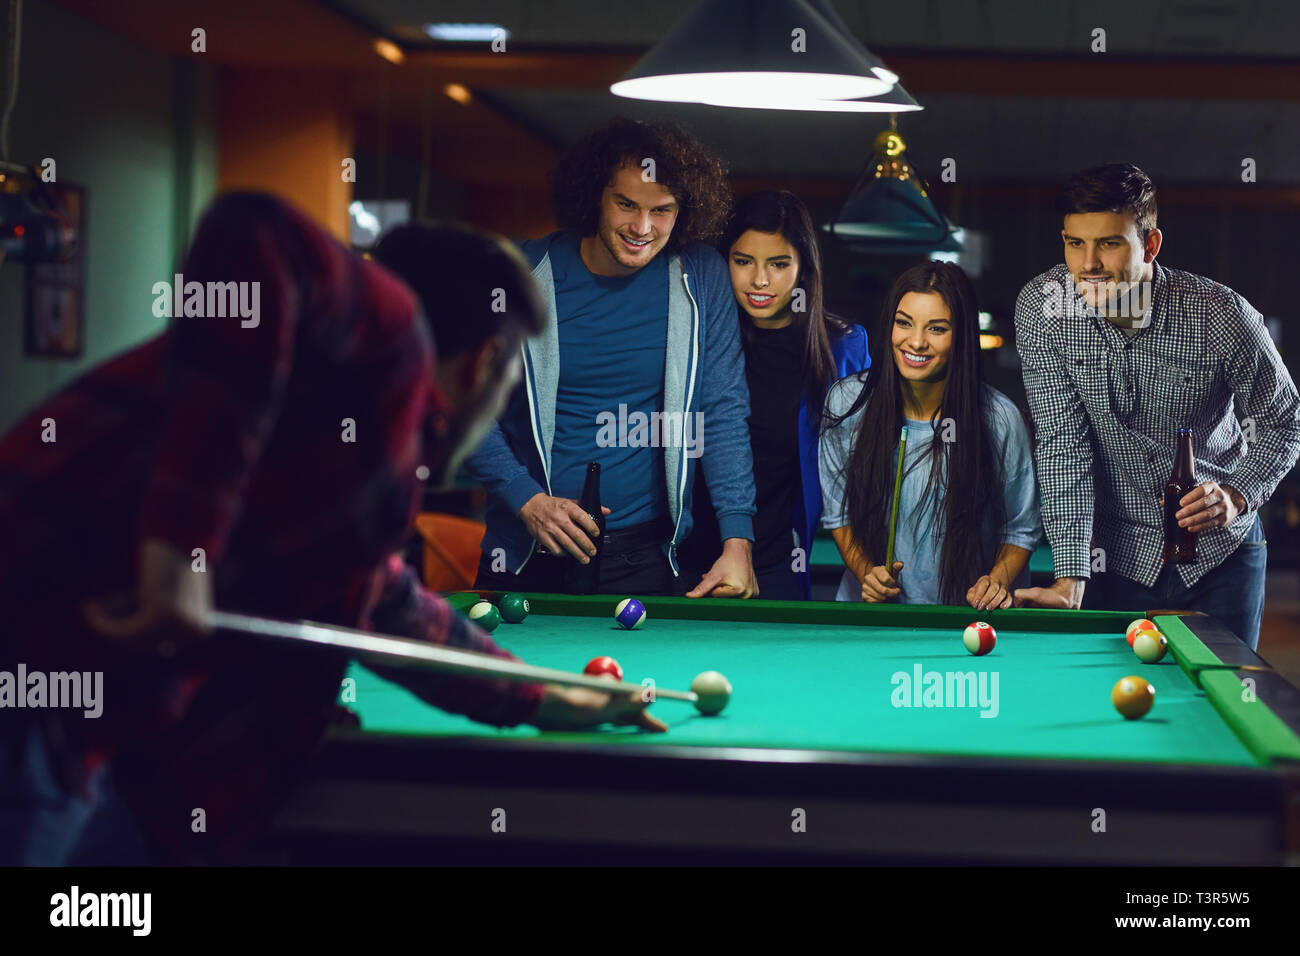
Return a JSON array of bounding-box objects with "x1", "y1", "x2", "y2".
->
[
  {"x1": 963, "y1": 621, "x2": 997, "y2": 656},
  {"x1": 584, "y1": 656, "x2": 624, "y2": 681}
]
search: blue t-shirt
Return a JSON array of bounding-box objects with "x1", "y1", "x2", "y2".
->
[
  {"x1": 818, "y1": 381, "x2": 1043, "y2": 604},
  {"x1": 549, "y1": 232, "x2": 668, "y2": 529}
]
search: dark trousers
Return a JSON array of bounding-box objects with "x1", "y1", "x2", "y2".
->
[
  {"x1": 1083, "y1": 515, "x2": 1267, "y2": 651},
  {"x1": 475, "y1": 520, "x2": 677, "y2": 597},
  {"x1": 755, "y1": 564, "x2": 803, "y2": 600}
]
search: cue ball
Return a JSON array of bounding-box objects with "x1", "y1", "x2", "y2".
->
[
  {"x1": 1112, "y1": 675, "x2": 1155, "y2": 719},
  {"x1": 499, "y1": 592, "x2": 530, "y2": 623},
  {"x1": 963, "y1": 621, "x2": 997, "y2": 656},
  {"x1": 691, "y1": 671, "x2": 732, "y2": 716},
  {"x1": 584, "y1": 656, "x2": 624, "y2": 681},
  {"x1": 1125, "y1": 618, "x2": 1157, "y2": 647},
  {"x1": 614, "y1": 598, "x2": 646, "y2": 630},
  {"x1": 468, "y1": 600, "x2": 501, "y2": 632},
  {"x1": 1132, "y1": 630, "x2": 1168, "y2": 664}
]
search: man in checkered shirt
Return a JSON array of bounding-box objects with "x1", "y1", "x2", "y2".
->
[{"x1": 1012, "y1": 164, "x2": 1300, "y2": 650}]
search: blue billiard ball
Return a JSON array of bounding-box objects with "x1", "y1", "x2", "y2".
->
[{"x1": 614, "y1": 598, "x2": 646, "y2": 630}]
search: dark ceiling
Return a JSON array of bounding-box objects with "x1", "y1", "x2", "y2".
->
[
  {"x1": 333, "y1": 0, "x2": 1300, "y2": 185},
  {"x1": 52, "y1": 0, "x2": 1300, "y2": 185}
]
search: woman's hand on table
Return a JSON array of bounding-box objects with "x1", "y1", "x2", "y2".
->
[
  {"x1": 967, "y1": 575, "x2": 1012, "y2": 611},
  {"x1": 531, "y1": 683, "x2": 668, "y2": 733},
  {"x1": 861, "y1": 561, "x2": 903, "y2": 602}
]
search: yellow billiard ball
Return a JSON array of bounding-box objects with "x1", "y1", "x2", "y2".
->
[
  {"x1": 1125, "y1": 618, "x2": 1157, "y2": 646},
  {"x1": 1112, "y1": 675, "x2": 1155, "y2": 719},
  {"x1": 1132, "y1": 630, "x2": 1168, "y2": 664}
]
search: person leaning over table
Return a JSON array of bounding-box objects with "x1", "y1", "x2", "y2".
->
[
  {"x1": 1011, "y1": 163, "x2": 1300, "y2": 650},
  {"x1": 678, "y1": 190, "x2": 871, "y2": 600},
  {"x1": 466, "y1": 117, "x2": 758, "y2": 599},
  {"x1": 0, "y1": 197, "x2": 665, "y2": 867},
  {"x1": 819, "y1": 261, "x2": 1043, "y2": 609}
]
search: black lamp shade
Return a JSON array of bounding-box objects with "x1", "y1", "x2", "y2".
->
[{"x1": 612, "y1": 0, "x2": 895, "y2": 104}]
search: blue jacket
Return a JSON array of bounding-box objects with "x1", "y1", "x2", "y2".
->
[
  {"x1": 793, "y1": 324, "x2": 870, "y2": 597},
  {"x1": 465, "y1": 231, "x2": 756, "y2": 577}
]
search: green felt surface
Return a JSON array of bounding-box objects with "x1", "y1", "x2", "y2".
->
[
  {"x1": 341, "y1": 596, "x2": 1265, "y2": 769},
  {"x1": 808, "y1": 536, "x2": 1053, "y2": 574}
]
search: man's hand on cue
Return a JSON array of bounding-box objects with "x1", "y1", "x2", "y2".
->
[
  {"x1": 530, "y1": 683, "x2": 668, "y2": 732},
  {"x1": 82, "y1": 538, "x2": 213, "y2": 656}
]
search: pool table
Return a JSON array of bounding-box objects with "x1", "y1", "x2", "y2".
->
[{"x1": 269, "y1": 594, "x2": 1300, "y2": 865}]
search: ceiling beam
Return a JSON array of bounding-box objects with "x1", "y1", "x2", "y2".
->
[
  {"x1": 44, "y1": 1, "x2": 1300, "y2": 101},
  {"x1": 395, "y1": 49, "x2": 1300, "y2": 102}
]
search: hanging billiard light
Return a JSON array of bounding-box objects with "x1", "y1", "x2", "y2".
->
[
  {"x1": 768, "y1": 0, "x2": 922, "y2": 112},
  {"x1": 825, "y1": 125, "x2": 963, "y2": 253},
  {"x1": 611, "y1": 0, "x2": 897, "y2": 107}
]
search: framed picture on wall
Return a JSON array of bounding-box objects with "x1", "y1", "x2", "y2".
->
[{"x1": 24, "y1": 181, "x2": 86, "y2": 358}]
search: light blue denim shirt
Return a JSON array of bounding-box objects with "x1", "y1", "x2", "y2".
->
[{"x1": 819, "y1": 380, "x2": 1043, "y2": 604}]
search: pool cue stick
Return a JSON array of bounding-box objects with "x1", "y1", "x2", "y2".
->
[
  {"x1": 207, "y1": 610, "x2": 696, "y2": 703},
  {"x1": 884, "y1": 425, "x2": 908, "y2": 574}
]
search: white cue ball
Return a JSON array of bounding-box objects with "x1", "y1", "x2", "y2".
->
[{"x1": 690, "y1": 671, "x2": 732, "y2": 716}]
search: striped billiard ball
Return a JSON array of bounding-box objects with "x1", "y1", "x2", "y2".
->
[
  {"x1": 963, "y1": 621, "x2": 997, "y2": 656},
  {"x1": 468, "y1": 600, "x2": 501, "y2": 632},
  {"x1": 614, "y1": 598, "x2": 646, "y2": 630},
  {"x1": 1125, "y1": 618, "x2": 1157, "y2": 646},
  {"x1": 498, "y1": 593, "x2": 530, "y2": 623}
]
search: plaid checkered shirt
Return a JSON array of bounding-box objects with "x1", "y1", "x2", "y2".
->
[{"x1": 1014, "y1": 261, "x2": 1300, "y2": 588}]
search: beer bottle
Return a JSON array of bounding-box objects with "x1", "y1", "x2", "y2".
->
[
  {"x1": 571, "y1": 461, "x2": 604, "y2": 593},
  {"x1": 1162, "y1": 427, "x2": 1198, "y2": 564}
]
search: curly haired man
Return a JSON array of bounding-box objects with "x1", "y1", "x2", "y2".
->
[{"x1": 469, "y1": 118, "x2": 758, "y2": 598}]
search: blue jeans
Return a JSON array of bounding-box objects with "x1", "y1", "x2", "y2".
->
[
  {"x1": 1084, "y1": 514, "x2": 1267, "y2": 650},
  {"x1": 0, "y1": 720, "x2": 154, "y2": 866}
]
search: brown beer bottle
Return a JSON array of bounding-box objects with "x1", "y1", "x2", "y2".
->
[
  {"x1": 1162, "y1": 427, "x2": 1198, "y2": 564},
  {"x1": 571, "y1": 461, "x2": 604, "y2": 593}
]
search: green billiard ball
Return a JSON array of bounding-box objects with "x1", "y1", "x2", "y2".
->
[
  {"x1": 499, "y1": 593, "x2": 530, "y2": 623},
  {"x1": 468, "y1": 600, "x2": 501, "y2": 632}
]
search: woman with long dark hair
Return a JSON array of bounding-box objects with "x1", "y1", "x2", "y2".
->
[
  {"x1": 682, "y1": 190, "x2": 869, "y2": 599},
  {"x1": 819, "y1": 262, "x2": 1041, "y2": 608}
]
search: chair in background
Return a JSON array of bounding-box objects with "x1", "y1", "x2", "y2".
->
[{"x1": 413, "y1": 512, "x2": 486, "y2": 592}]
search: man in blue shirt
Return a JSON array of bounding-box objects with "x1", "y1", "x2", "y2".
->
[{"x1": 468, "y1": 118, "x2": 757, "y2": 598}]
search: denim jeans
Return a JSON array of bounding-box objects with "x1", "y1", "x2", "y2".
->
[
  {"x1": 1084, "y1": 514, "x2": 1267, "y2": 650},
  {"x1": 0, "y1": 720, "x2": 153, "y2": 866}
]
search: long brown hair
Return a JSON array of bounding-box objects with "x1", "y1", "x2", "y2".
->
[
  {"x1": 832, "y1": 262, "x2": 1006, "y2": 603},
  {"x1": 719, "y1": 190, "x2": 850, "y2": 415}
]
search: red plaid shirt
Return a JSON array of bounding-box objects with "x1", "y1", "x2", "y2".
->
[{"x1": 0, "y1": 194, "x2": 544, "y2": 863}]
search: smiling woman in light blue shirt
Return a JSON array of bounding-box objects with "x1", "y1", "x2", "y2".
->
[{"x1": 819, "y1": 262, "x2": 1042, "y2": 609}]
